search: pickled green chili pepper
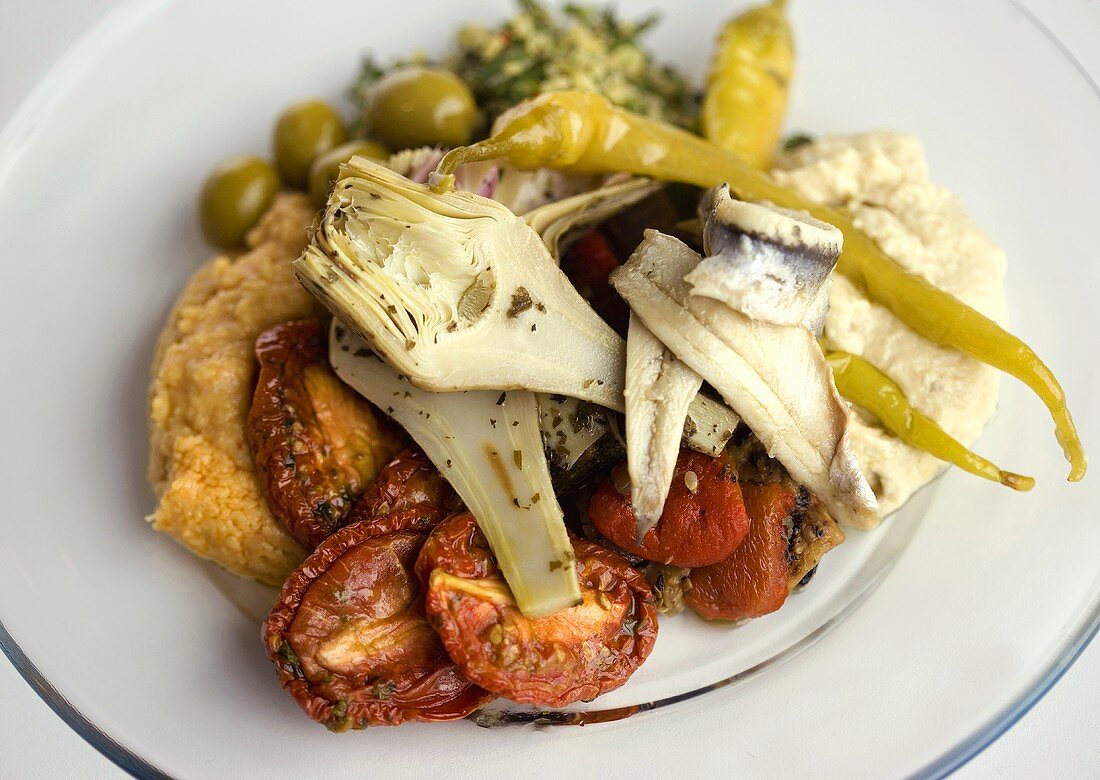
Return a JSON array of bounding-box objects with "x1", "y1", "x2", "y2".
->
[
  {"x1": 702, "y1": 0, "x2": 793, "y2": 168},
  {"x1": 826, "y1": 350, "x2": 1034, "y2": 491},
  {"x1": 430, "y1": 91, "x2": 1086, "y2": 481}
]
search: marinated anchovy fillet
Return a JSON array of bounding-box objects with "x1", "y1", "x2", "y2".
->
[
  {"x1": 624, "y1": 315, "x2": 704, "y2": 537},
  {"x1": 689, "y1": 184, "x2": 842, "y2": 333},
  {"x1": 611, "y1": 231, "x2": 879, "y2": 529},
  {"x1": 329, "y1": 323, "x2": 580, "y2": 618}
]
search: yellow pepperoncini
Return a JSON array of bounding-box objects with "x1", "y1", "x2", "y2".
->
[
  {"x1": 430, "y1": 91, "x2": 1086, "y2": 481},
  {"x1": 702, "y1": 0, "x2": 793, "y2": 167},
  {"x1": 826, "y1": 350, "x2": 1034, "y2": 491}
]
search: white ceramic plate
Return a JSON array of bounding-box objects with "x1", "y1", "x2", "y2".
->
[{"x1": 1, "y1": 0, "x2": 1097, "y2": 776}]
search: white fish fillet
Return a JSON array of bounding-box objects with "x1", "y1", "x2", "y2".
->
[
  {"x1": 611, "y1": 230, "x2": 879, "y2": 529},
  {"x1": 688, "y1": 185, "x2": 842, "y2": 333},
  {"x1": 624, "y1": 314, "x2": 704, "y2": 539}
]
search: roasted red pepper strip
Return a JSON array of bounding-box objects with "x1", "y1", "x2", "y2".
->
[
  {"x1": 685, "y1": 481, "x2": 796, "y2": 621},
  {"x1": 588, "y1": 449, "x2": 749, "y2": 567}
]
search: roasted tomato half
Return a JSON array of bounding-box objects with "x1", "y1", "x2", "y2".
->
[
  {"x1": 263, "y1": 514, "x2": 492, "y2": 730},
  {"x1": 416, "y1": 513, "x2": 658, "y2": 708},
  {"x1": 345, "y1": 447, "x2": 461, "y2": 530},
  {"x1": 588, "y1": 449, "x2": 749, "y2": 568},
  {"x1": 247, "y1": 319, "x2": 402, "y2": 549},
  {"x1": 685, "y1": 481, "x2": 798, "y2": 621}
]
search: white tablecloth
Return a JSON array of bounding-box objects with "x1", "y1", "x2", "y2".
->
[{"x1": 0, "y1": 1, "x2": 1096, "y2": 776}]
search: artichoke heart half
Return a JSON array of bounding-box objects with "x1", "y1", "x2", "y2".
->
[
  {"x1": 296, "y1": 156, "x2": 625, "y2": 407},
  {"x1": 525, "y1": 177, "x2": 662, "y2": 261},
  {"x1": 295, "y1": 156, "x2": 738, "y2": 456},
  {"x1": 330, "y1": 322, "x2": 581, "y2": 618}
]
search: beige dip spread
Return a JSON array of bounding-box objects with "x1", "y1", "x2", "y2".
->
[
  {"x1": 148, "y1": 194, "x2": 325, "y2": 586},
  {"x1": 773, "y1": 132, "x2": 1007, "y2": 516}
]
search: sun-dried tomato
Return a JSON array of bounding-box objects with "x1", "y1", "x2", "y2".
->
[
  {"x1": 685, "y1": 481, "x2": 796, "y2": 621},
  {"x1": 344, "y1": 447, "x2": 461, "y2": 531},
  {"x1": 416, "y1": 513, "x2": 658, "y2": 708},
  {"x1": 247, "y1": 319, "x2": 402, "y2": 548},
  {"x1": 587, "y1": 449, "x2": 749, "y2": 567},
  {"x1": 263, "y1": 513, "x2": 493, "y2": 730}
]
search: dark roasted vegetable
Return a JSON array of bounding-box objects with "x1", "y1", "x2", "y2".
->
[{"x1": 787, "y1": 490, "x2": 844, "y2": 588}]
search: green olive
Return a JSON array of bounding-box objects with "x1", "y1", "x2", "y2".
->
[
  {"x1": 364, "y1": 67, "x2": 477, "y2": 150},
  {"x1": 199, "y1": 155, "x2": 281, "y2": 248},
  {"x1": 307, "y1": 140, "x2": 389, "y2": 206},
  {"x1": 273, "y1": 99, "x2": 349, "y2": 188}
]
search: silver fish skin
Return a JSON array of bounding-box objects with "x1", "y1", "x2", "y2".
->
[{"x1": 689, "y1": 184, "x2": 842, "y2": 331}]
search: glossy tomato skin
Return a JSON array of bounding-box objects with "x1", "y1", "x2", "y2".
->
[
  {"x1": 417, "y1": 513, "x2": 658, "y2": 708},
  {"x1": 263, "y1": 512, "x2": 492, "y2": 729},
  {"x1": 345, "y1": 447, "x2": 461, "y2": 530},
  {"x1": 247, "y1": 319, "x2": 402, "y2": 549},
  {"x1": 685, "y1": 481, "x2": 797, "y2": 621},
  {"x1": 588, "y1": 449, "x2": 749, "y2": 567}
]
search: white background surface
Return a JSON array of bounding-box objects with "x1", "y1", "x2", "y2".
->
[{"x1": 0, "y1": 1, "x2": 1096, "y2": 777}]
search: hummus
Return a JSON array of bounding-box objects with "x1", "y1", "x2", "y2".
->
[
  {"x1": 773, "y1": 132, "x2": 1007, "y2": 516},
  {"x1": 148, "y1": 193, "x2": 326, "y2": 585}
]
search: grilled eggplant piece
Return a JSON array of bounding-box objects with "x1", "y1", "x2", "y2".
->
[{"x1": 786, "y1": 491, "x2": 845, "y2": 589}]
